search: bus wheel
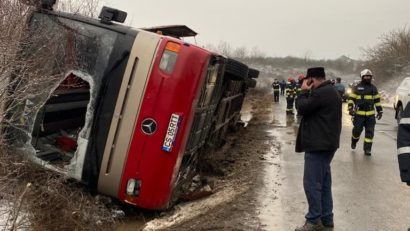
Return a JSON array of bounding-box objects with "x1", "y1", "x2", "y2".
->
[
  {"x1": 248, "y1": 68, "x2": 259, "y2": 78},
  {"x1": 247, "y1": 79, "x2": 257, "y2": 88},
  {"x1": 225, "y1": 58, "x2": 249, "y2": 80}
]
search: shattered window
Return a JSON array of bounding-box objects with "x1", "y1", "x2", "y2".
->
[{"x1": 5, "y1": 13, "x2": 119, "y2": 178}]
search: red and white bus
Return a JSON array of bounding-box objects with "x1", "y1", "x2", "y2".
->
[{"x1": 5, "y1": 5, "x2": 257, "y2": 209}]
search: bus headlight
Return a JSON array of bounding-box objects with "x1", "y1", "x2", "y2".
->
[{"x1": 126, "y1": 179, "x2": 141, "y2": 196}]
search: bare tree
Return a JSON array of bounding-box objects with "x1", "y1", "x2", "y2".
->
[
  {"x1": 217, "y1": 41, "x2": 233, "y2": 57},
  {"x1": 232, "y1": 46, "x2": 248, "y2": 59},
  {"x1": 57, "y1": 0, "x2": 101, "y2": 18},
  {"x1": 363, "y1": 26, "x2": 410, "y2": 79},
  {"x1": 250, "y1": 46, "x2": 265, "y2": 59}
]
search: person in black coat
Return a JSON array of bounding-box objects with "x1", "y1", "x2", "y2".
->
[
  {"x1": 397, "y1": 102, "x2": 410, "y2": 231},
  {"x1": 271, "y1": 79, "x2": 281, "y2": 102},
  {"x1": 294, "y1": 67, "x2": 342, "y2": 231},
  {"x1": 398, "y1": 102, "x2": 410, "y2": 185},
  {"x1": 279, "y1": 79, "x2": 286, "y2": 95}
]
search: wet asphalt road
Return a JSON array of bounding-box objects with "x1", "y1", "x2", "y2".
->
[{"x1": 262, "y1": 96, "x2": 410, "y2": 231}]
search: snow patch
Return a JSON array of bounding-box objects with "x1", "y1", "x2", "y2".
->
[{"x1": 143, "y1": 184, "x2": 247, "y2": 230}]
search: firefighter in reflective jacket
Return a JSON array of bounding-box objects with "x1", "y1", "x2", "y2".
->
[
  {"x1": 398, "y1": 102, "x2": 410, "y2": 185},
  {"x1": 295, "y1": 74, "x2": 304, "y2": 115},
  {"x1": 271, "y1": 79, "x2": 280, "y2": 102},
  {"x1": 286, "y1": 77, "x2": 297, "y2": 115},
  {"x1": 348, "y1": 69, "x2": 383, "y2": 155}
]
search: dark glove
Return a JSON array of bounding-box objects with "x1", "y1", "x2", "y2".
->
[
  {"x1": 376, "y1": 111, "x2": 383, "y2": 120},
  {"x1": 348, "y1": 108, "x2": 355, "y2": 116}
]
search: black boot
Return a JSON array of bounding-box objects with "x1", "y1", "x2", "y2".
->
[{"x1": 351, "y1": 142, "x2": 356, "y2": 150}]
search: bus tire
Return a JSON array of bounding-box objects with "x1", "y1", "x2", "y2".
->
[
  {"x1": 247, "y1": 79, "x2": 257, "y2": 88},
  {"x1": 225, "y1": 58, "x2": 249, "y2": 80},
  {"x1": 248, "y1": 68, "x2": 259, "y2": 78}
]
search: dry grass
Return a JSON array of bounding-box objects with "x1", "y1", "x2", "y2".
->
[
  {"x1": 0, "y1": 147, "x2": 120, "y2": 230},
  {"x1": 0, "y1": 1, "x2": 125, "y2": 230}
]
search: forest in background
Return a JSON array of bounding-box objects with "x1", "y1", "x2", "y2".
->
[{"x1": 207, "y1": 26, "x2": 410, "y2": 83}]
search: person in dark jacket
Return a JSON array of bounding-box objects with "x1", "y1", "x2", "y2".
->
[
  {"x1": 397, "y1": 102, "x2": 410, "y2": 185},
  {"x1": 348, "y1": 69, "x2": 383, "y2": 156},
  {"x1": 271, "y1": 79, "x2": 280, "y2": 102},
  {"x1": 280, "y1": 79, "x2": 286, "y2": 95},
  {"x1": 397, "y1": 105, "x2": 410, "y2": 231},
  {"x1": 286, "y1": 77, "x2": 297, "y2": 115},
  {"x1": 295, "y1": 67, "x2": 342, "y2": 231},
  {"x1": 334, "y1": 77, "x2": 346, "y2": 101}
]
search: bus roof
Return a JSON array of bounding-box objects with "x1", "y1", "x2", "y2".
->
[{"x1": 141, "y1": 25, "x2": 198, "y2": 38}]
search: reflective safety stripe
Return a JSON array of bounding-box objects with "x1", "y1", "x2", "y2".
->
[
  {"x1": 398, "y1": 147, "x2": 410, "y2": 155},
  {"x1": 350, "y1": 94, "x2": 380, "y2": 100},
  {"x1": 374, "y1": 102, "x2": 381, "y2": 107},
  {"x1": 352, "y1": 135, "x2": 360, "y2": 139},
  {"x1": 286, "y1": 109, "x2": 293, "y2": 111},
  {"x1": 400, "y1": 118, "x2": 410, "y2": 124},
  {"x1": 347, "y1": 100, "x2": 354, "y2": 104},
  {"x1": 349, "y1": 93, "x2": 358, "y2": 99},
  {"x1": 364, "y1": 138, "x2": 373, "y2": 143},
  {"x1": 356, "y1": 110, "x2": 375, "y2": 116}
]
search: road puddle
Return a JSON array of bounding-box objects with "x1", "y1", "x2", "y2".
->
[
  {"x1": 256, "y1": 128, "x2": 285, "y2": 230},
  {"x1": 241, "y1": 101, "x2": 253, "y2": 127}
]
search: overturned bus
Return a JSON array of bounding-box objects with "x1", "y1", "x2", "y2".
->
[{"x1": 3, "y1": 4, "x2": 258, "y2": 209}]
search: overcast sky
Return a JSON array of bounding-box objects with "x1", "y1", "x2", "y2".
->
[{"x1": 101, "y1": 0, "x2": 410, "y2": 60}]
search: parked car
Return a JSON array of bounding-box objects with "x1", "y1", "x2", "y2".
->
[
  {"x1": 394, "y1": 77, "x2": 410, "y2": 123},
  {"x1": 2, "y1": 4, "x2": 257, "y2": 210}
]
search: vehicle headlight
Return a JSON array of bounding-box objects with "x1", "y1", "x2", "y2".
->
[{"x1": 126, "y1": 178, "x2": 141, "y2": 196}]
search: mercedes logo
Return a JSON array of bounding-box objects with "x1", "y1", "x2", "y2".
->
[{"x1": 141, "y1": 118, "x2": 157, "y2": 135}]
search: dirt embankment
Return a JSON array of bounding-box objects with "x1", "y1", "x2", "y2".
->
[{"x1": 143, "y1": 89, "x2": 281, "y2": 231}]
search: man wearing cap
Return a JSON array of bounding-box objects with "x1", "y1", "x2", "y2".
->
[{"x1": 295, "y1": 67, "x2": 342, "y2": 231}]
